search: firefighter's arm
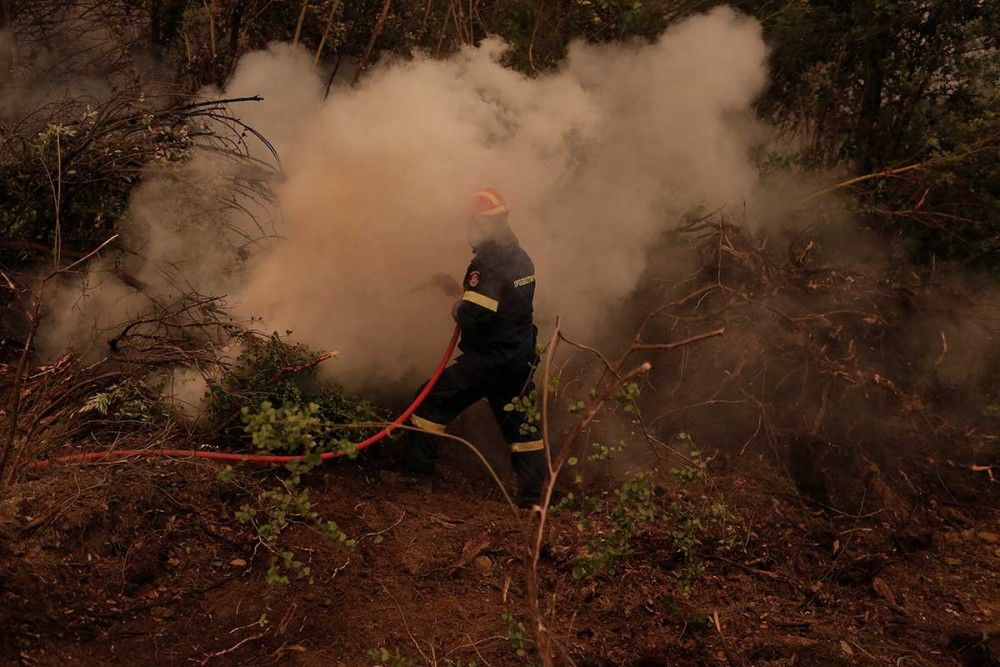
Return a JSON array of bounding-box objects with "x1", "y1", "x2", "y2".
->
[{"x1": 455, "y1": 263, "x2": 501, "y2": 328}]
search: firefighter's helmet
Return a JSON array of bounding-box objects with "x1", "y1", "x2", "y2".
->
[{"x1": 471, "y1": 188, "x2": 508, "y2": 217}]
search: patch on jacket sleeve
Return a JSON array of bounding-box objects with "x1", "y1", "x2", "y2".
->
[
  {"x1": 513, "y1": 274, "x2": 535, "y2": 288},
  {"x1": 468, "y1": 270, "x2": 480, "y2": 287}
]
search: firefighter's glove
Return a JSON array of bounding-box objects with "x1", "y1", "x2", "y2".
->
[{"x1": 430, "y1": 272, "x2": 463, "y2": 298}]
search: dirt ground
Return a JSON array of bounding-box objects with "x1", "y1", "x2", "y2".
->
[{"x1": 2, "y1": 446, "x2": 999, "y2": 667}]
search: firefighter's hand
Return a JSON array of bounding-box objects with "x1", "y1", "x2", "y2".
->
[
  {"x1": 451, "y1": 299, "x2": 462, "y2": 321},
  {"x1": 430, "y1": 272, "x2": 463, "y2": 298}
]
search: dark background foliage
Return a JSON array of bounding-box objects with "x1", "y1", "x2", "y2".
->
[{"x1": 1, "y1": 0, "x2": 998, "y2": 268}]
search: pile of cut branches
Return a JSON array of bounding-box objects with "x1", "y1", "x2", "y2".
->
[{"x1": 625, "y1": 213, "x2": 999, "y2": 511}]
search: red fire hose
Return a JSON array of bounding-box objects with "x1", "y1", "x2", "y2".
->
[{"x1": 28, "y1": 326, "x2": 460, "y2": 470}]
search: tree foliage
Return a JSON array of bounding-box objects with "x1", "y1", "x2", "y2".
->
[
  {"x1": 1, "y1": 0, "x2": 997, "y2": 265},
  {"x1": 743, "y1": 0, "x2": 1000, "y2": 267}
]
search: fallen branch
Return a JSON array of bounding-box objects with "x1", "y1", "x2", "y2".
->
[
  {"x1": 280, "y1": 351, "x2": 339, "y2": 375},
  {"x1": 630, "y1": 327, "x2": 725, "y2": 352},
  {"x1": 199, "y1": 631, "x2": 267, "y2": 665}
]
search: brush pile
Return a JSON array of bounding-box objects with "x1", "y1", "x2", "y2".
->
[
  {"x1": 618, "y1": 212, "x2": 999, "y2": 518},
  {"x1": 0, "y1": 286, "x2": 379, "y2": 484}
]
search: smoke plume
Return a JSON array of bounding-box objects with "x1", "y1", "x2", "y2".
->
[{"x1": 47, "y1": 7, "x2": 773, "y2": 389}]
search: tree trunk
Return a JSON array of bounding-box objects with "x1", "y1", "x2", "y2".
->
[
  {"x1": 1, "y1": 0, "x2": 14, "y2": 29},
  {"x1": 855, "y1": 4, "x2": 893, "y2": 172},
  {"x1": 151, "y1": 0, "x2": 188, "y2": 53},
  {"x1": 228, "y1": 0, "x2": 245, "y2": 63}
]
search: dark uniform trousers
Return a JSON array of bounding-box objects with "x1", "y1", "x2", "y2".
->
[{"x1": 408, "y1": 352, "x2": 546, "y2": 504}]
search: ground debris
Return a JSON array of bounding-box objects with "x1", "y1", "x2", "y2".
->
[{"x1": 0, "y1": 464, "x2": 997, "y2": 665}]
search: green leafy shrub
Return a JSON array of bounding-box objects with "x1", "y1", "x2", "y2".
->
[
  {"x1": 213, "y1": 333, "x2": 383, "y2": 584},
  {"x1": 666, "y1": 494, "x2": 737, "y2": 595},
  {"x1": 503, "y1": 388, "x2": 541, "y2": 437},
  {"x1": 500, "y1": 612, "x2": 535, "y2": 662},
  {"x1": 231, "y1": 399, "x2": 364, "y2": 584},
  {"x1": 241, "y1": 401, "x2": 360, "y2": 460},
  {"x1": 668, "y1": 433, "x2": 712, "y2": 482},
  {"x1": 567, "y1": 454, "x2": 740, "y2": 595},
  {"x1": 206, "y1": 332, "x2": 382, "y2": 443},
  {"x1": 234, "y1": 472, "x2": 356, "y2": 584},
  {"x1": 571, "y1": 472, "x2": 657, "y2": 579},
  {"x1": 79, "y1": 380, "x2": 168, "y2": 425}
]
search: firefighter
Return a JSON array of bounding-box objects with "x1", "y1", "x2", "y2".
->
[{"x1": 401, "y1": 188, "x2": 546, "y2": 508}]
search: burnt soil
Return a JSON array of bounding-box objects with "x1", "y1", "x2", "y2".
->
[{"x1": 2, "y1": 445, "x2": 999, "y2": 667}]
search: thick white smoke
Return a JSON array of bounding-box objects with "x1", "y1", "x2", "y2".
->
[{"x1": 46, "y1": 6, "x2": 771, "y2": 391}]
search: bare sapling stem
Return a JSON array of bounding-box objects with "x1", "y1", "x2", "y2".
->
[{"x1": 522, "y1": 300, "x2": 726, "y2": 664}]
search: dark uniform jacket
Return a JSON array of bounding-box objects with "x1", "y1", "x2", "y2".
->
[{"x1": 455, "y1": 237, "x2": 537, "y2": 365}]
